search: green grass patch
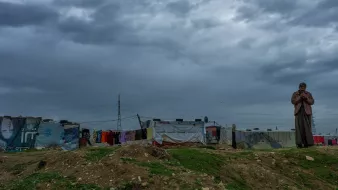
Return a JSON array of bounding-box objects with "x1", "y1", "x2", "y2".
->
[
  {"x1": 120, "y1": 157, "x2": 173, "y2": 176},
  {"x1": 226, "y1": 151, "x2": 255, "y2": 160},
  {"x1": 225, "y1": 181, "x2": 249, "y2": 190},
  {"x1": 199, "y1": 145, "x2": 216, "y2": 150},
  {"x1": 168, "y1": 148, "x2": 225, "y2": 175},
  {"x1": 5, "y1": 161, "x2": 37, "y2": 175},
  {"x1": 10, "y1": 163, "x2": 27, "y2": 175},
  {"x1": 138, "y1": 162, "x2": 173, "y2": 176},
  {"x1": 4, "y1": 172, "x2": 102, "y2": 190},
  {"x1": 85, "y1": 147, "x2": 118, "y2": 161},
  {"x1": 282, "y1": 149, "x2": 338, "y2": 184}
]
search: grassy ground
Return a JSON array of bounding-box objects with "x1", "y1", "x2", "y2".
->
[{"x1": 0, "y1": 145, "x2": 338, "y2": 190}]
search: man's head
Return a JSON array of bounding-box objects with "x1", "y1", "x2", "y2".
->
[{"x1": 299, "y1": 82, "x2": 307, "y2": 92}]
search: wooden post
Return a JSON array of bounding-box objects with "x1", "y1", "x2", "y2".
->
[{"x1": 232, "y1": 124, "x2": 237, "y2": 149}]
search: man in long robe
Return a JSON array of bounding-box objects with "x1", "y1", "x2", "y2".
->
[{"x1": 291, "y1": 82, "x2": 315, "y2": 148}]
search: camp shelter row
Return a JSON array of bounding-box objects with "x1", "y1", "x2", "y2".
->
[
  {"x1": 0, "y1": 116, "x2": 80, "y2": 152},
  {"x1": 228, "y1": 127, "x2": 338, "y2": 149},
  {"x1": 89, "y1": 120, "x2": 337, "y2": 149},
  {"x1": 88, "y1": 120, "x2": 207, "y2": 147}
]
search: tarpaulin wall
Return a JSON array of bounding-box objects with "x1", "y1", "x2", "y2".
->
[
  {"x1": 0, "y1": 117, "x2": 42, "y2": 151},
  {"x1": 235, "y1": 130, "x2": 296, "y2": 149},
  {"x1": 62, "y1": 124, "x2": 80, "y2": 151},
  {"x1": 206, "y1": 126, "x2": 222, "y2": 144},
  {"x1": 219, "y1": 127, "x2": 232, "y2": 145},
  {"x1": 22, "y1": 117, "x2": 41, "y2": 148},
  {"x1": 35, "y1": 122, "x2": 64, "y2": 149},
  {"x1": 151, "y1": 121, "x2": 206, "y2": 144}
]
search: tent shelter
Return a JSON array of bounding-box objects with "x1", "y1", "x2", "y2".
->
[{"x1": 150, "y1": 120, "x2": 206, "y2": 145}]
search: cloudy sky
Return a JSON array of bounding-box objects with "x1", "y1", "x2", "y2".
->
[{"x1": 0, "y1": 0, "x2": 337, "y2": 133}]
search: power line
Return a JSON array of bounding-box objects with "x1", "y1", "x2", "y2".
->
[
  {"x1": 117, "y1": 93, "x2": 122, "y2": 131},
  {"x1": 79, "y1": 115, "x2": 136, "y2": 124}
]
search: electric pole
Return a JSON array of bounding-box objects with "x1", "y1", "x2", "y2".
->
[
  {"x1": 137, "y1": 114, "x2": 142, "y2": 129},
  {"x1": 117, "y1": 94, "x2": 121, "y2": 131},
  {"x1": 312, "y1": 115, "x2": 316, "y2": 135}
]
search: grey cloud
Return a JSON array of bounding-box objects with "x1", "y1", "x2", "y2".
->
[
  {"x1": 166, "y1": 0, "x2": 192, "y2": 17},
  {"x1": 234, "y1": 5, "x2": 260, "y2": 22},
  {"x1": 248, "y1": 0, "x2": 298, "y2": 14},
  {"x1": 53, "y1": 0, "x2": 108, "y2": 8},
  {"x1": 290, "y1": 8, "x2": 338, "y2": 27},
  {"x1": 318, "y1": 0, "x2": 338, "y2": 9},
  {"x1": 257, "y1": 56, "x2": 338, "y2": 88},
  {"x1": 0, "y1": 0, "x2": 338, "y2": 132},
  {"x1": 191, "y1": 18, "x2": 221, "y2": 29},
  {"x1": 235, "y1": 0, "x2": 338, "y2": 28},
  {"x1": 0, "y1": 1, "x2": 58, "y2": 27}
]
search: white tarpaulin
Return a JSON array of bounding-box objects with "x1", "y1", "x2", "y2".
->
[
  {"x1": 151, "y1": 120, "x2": 206, "y2": 144},
  {"x1": 219, "y1": 127, "x2": 232, "y2": 145}
]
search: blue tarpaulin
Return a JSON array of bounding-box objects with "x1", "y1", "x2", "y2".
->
[
  {"x1": 36, "y1": 122, "x2": 64, "y2": 148},
  {"x1": 61, "y1": 124, "x2": 79, "y2": 151}
]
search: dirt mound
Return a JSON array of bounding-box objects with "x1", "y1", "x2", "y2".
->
[
  {"x1": 43, "y1": 150, "x2": 86, "y2": 171},
  {"x1": 117, "y1": 144, "x2": 170, "y2": 160},
  {"x1": 2, "y1": 146, "x2": 338, "y2": 190},
  {"x1": 36, "y1": 149, "x2": 149, "y2": 188}
]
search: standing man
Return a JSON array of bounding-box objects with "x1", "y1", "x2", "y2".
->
[{"x1": 291, "y1": 82, "x2": 315, "y2": 148}]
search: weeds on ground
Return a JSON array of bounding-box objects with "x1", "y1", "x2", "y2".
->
[
  {"x1": 3, "y1": 172, "x2": 101, "y2": 190},
  {"x1": 199, "y1": 145, "x2": 216, "y2": 150},
  {"x1": 225, "y1": 181, "x2": 249, "y2": 190},
  {"x1": 85, "y1": 147, "x2": 118, "y2": 161},
  {"x1": 282, "y1": 148, "x2": 338, "y2": 184},
  {"x1": 168, "y1": 148, "x2": 225, "y2": 175},
  {"x1": 10, "y1": 163, "x2": 27, "y2": 175},
  {"x1": 120, "y1": 157, "x2": 173, "y2": 176}
]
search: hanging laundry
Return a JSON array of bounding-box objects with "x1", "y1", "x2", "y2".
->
[
  {"x1": 101, "y1": 131, "x2": 108, "y2": 143},
  {"x1": 120, "y1": 132, "x2": 126, "y2": 143},
  {"x1": 147, "y1": 128, "x2": 153, "y2": 140},
  {"x1": 96, "y1": 130, "x2": 102, "y2": 143},
  {"x1": 106, "y1": 131, "x2": 114, "y2": 145},
  {"x1": 313, "y1": 135, "x2": 324, "y2": 145},
  {"x1": 130, "y1": 131, "x2": 136, "y2": 141},
  {"x1": 332, "y1": 139, "x2": 337, "y2": 145},
  {"x1": 135, "y1": 129, "x2": 142, "y2": 140},
  {"x1": 125, "y1": 131, "x2": 132, "y2": 142},
  {"x1": 92, "y1": 129, "x2": 97, "y2": 143},
  {"x1": 141, "y1": 128, "x2": 147, "y2": 139},
  {"x1": 114, "y1": 132, "x2": 120, "y2": 144},
  {"x1": 324, "y1": 136, "x2": 330, "y2": 146}
]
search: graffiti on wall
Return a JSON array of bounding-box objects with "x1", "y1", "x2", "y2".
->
[
  {"x1": 62, "y1": 124, "x2": 80, "y2": 151},
  {"x1": 235, "y1": 131, "x2": 296, "y2": 149},
  {"x1": 0, "y1": 117, "x2": 26, "y2": 151},
  {"x1": 21, "y1": 117, "x2": 41, "y2": 148},
  {"x1": 35, "y1": 122, "x2": 64, "y2": 148}
]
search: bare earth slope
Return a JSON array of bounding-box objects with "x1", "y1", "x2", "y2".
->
[{"x1": 0, "y1": 145, "x2": 337, "y2": 190}]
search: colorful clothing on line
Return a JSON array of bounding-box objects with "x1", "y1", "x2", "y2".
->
[
  {"x1": 92, "y1": 129, "x2": 97, "y2": 143},
  {"x1": 96, "y1": 130, "x2": 102, "y2": 143},
  {"x1": 147, "y1": 128, "x2": 153, "y2": 140},
  {"x1": 135, "y1": 129, "x2": 142, "y2": 140}
]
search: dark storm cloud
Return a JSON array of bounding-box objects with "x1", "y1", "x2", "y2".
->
[
  {"x1": 53, "y1": 0, "x2": 108, "y2": 8},
  {"x1": 166, "y1": 0, "x2": 192, "y2": 17},
  {"x1": 0, "y1": 1, "x2": 58, "y2": 27},
  {"x1": 0, "y1": 0, "x2": 338, "y2": 132},
  {"x1": 235, "y1": 0, "x2": 338, "y2": 28},
  {"x1": 191, "y1": 18, "x2": 221, "y2": 29}
]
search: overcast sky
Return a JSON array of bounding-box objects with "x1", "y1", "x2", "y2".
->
[{"x1": 0, "y1": 0, "x2": 337, "y2": 133}]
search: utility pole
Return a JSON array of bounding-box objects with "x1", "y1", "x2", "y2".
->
[
  {"x1": 117, "y1": 94, "x2": 121, "y2": 131},
  {"x1": 137, "y1": 114, "x2": 143, "y2": 129},
  {"x1": 312, "y1": 115, "x2": 316, "y2": 135}
]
